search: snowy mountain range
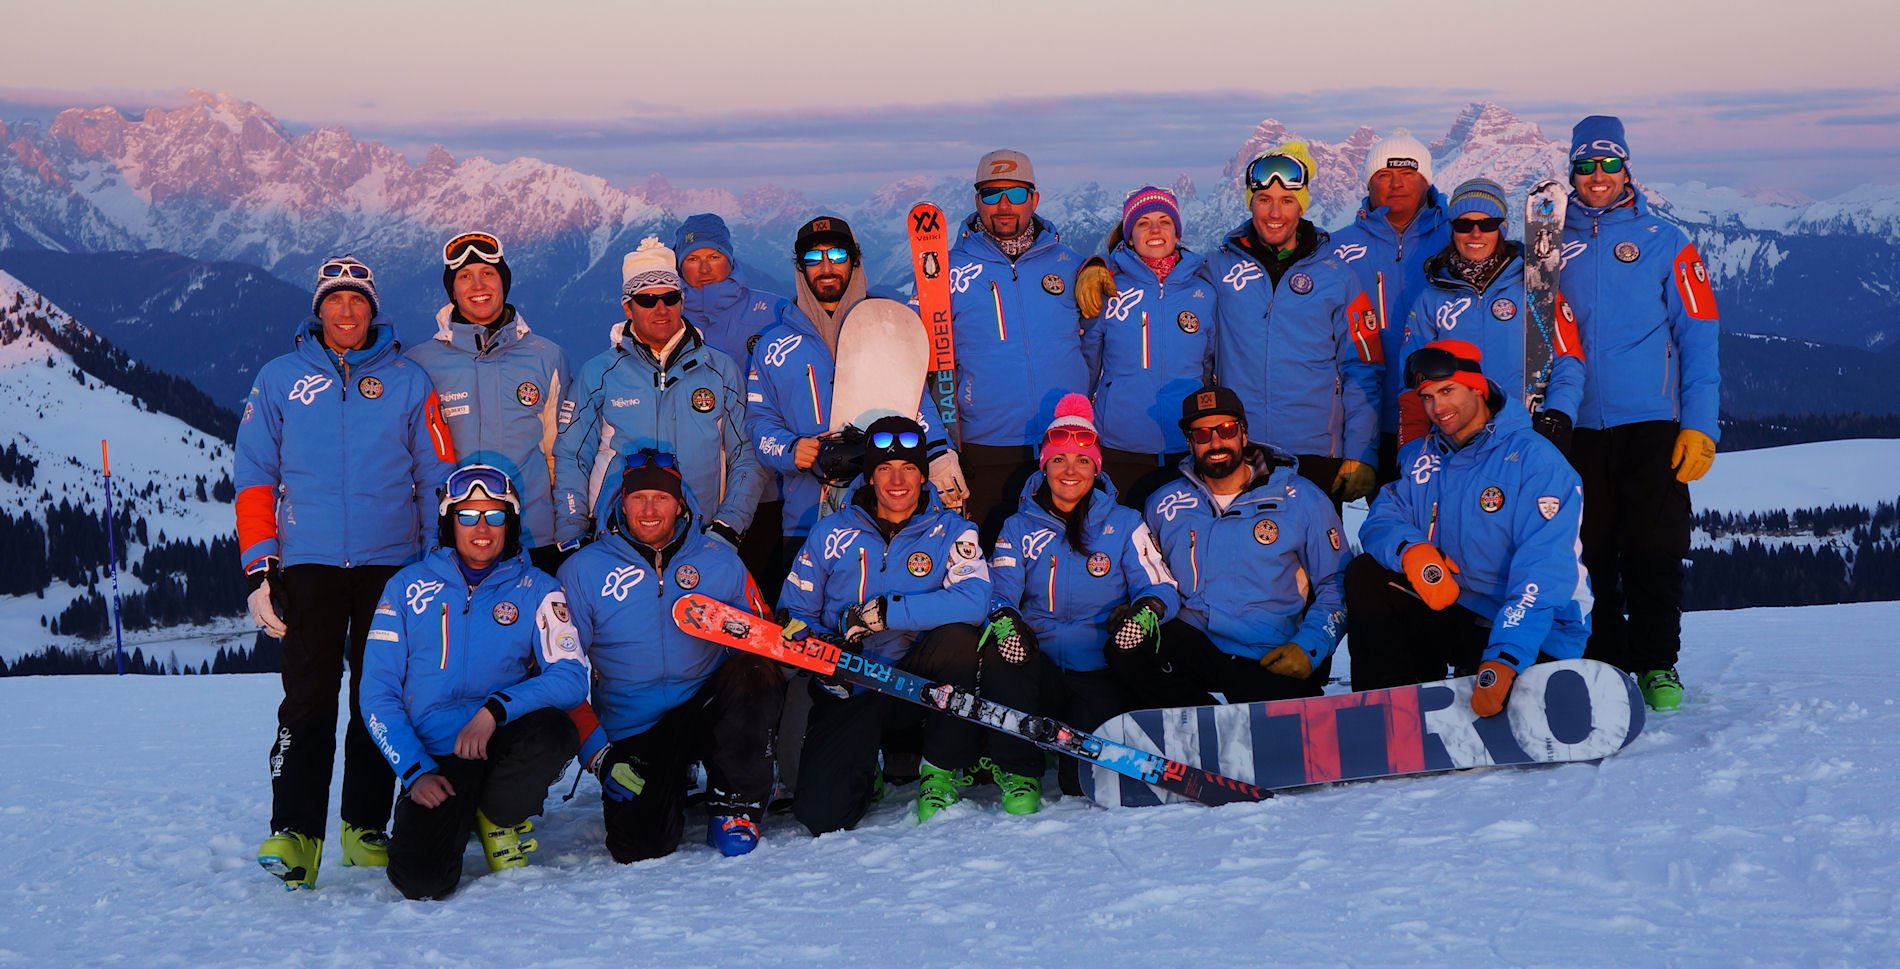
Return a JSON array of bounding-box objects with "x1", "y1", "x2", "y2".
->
[{"x1": 4, "y1": 93, "x2": 1900, "y2": 360}]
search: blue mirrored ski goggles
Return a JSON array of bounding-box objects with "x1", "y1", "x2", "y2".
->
[
  {"x1": 1245, "y1": 153, "x2": 1309, "y2": 193},
  {"x1": 799, "y1": 246, "x2": 852, "y2": 267},
  {"x1": 976, "y1": 185, "x2": 1032, "y2": 205},
  {"x1": 869, "y1": 429, "x2": 922, "y2": 450},
  {"x1": 318, "y1": 260, "x2": 373, "y2": 280},
  {"x1": 439, "y1": 464, "x2": 519, "y2": 514},
  {"x1": 623, "y1": 449, "x2": 681, "y2": 473},
  {"x1": 454, "y1": 508, "x2": 510, "y2": 526}
]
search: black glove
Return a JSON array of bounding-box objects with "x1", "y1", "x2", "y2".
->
[
  {"x1": 706, "y1": 520, "x2": 741, "y2": 547},
  {"x1": 981, "y1": 606, "x2": 1037, "y2": 665},
  {"x1": 1108, "y1": 596, "x2": 1166, "y2": 652},
  {"x1": 1532, "y1": 409, "x2": 1573, "y2": 454},
  {"x1": 841, "y1": 596, "x2": 887, "y2": 643},
  {"x1": 814, "y1": 426, "x2": 866, "y2": 485}
]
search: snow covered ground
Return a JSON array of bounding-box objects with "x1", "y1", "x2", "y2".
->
[
  {"x1": 3, "y1": 602, "x2": 1895, "y2": 968},
  {"x1": 1694, "y1": 439, "x2": 1900, "y2": 516}
]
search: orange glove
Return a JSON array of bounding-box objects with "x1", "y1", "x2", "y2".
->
[
  {"x1": 1470, "y1": 660, "x2": 1516, "y2": 717},
  {"x1": 1672, "y1": 428, "x2": 1715, "y2": 483},
  {"x1": 1259, "y1": 643, "x2": 1312, "y2": 678},
  {"x1": 1075, "y1": 259, "x2": 1118, "y2": 319},
  {"x1": 1396, "y1": 390, "x2": 1428, "y2": 447},
  {"x1": 1401, "y1": 542, "x2": 1461, "y2": 611}
]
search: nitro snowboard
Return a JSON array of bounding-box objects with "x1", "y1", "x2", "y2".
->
[
  {"x1": 672, "y1": 593, "x2": 1270, "y2": 807},
  {"x1": 1522, "y1": 179, "x2": 1567, "y2": 412},
  {"x1": 1081, "y1": 659, "x2": 1645, "y2": 808},
  {"x1": 908, "y1": 202, "x2": 958, "y2": 445}
]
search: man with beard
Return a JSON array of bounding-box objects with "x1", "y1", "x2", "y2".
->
[{"x1": 1112, "y1": 386, "x2": 1349, "y2": 706}]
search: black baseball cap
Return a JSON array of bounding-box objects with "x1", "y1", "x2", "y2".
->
[
  {"x1": 793, "y1": 215, "x2": 860, "y2": 262},
  {"x1": 1178, "y1": 384, "x2": 1247, "y2": 430}
]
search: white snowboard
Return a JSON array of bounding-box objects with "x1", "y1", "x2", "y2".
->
[{"x1": 829, "y1": 297, "x2": 928, "y2": 433}]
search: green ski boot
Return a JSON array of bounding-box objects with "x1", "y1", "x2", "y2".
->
[
  {"x1": 915, "y1": 761, "x2": 971, "y2": 823},
  {"x1": 474, "y1": 811, "x2": 537, "y2": 872},
  {"x1": 1640, "y1": 668, "x2": 1684, "y2": 711},
  {"x1": 995, "y1": 769, "x2": 1042, "y2": 816},
  {"x1": 340, "y1": 824, "x2": 389, "y2": 868},
  {"x1": 257, "y1": 830, "x2": 322, "y2": 890}
]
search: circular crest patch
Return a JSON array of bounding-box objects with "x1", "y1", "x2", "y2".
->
[
  {"x1": 1254, "y1": 518, "x2": 1279, "y2": 545},
  {"x1": 1041, "y1": 273, "x2": 1066, "y2": 296},
  {"x1": 1421, "y1": 563, "x2": 1445, "y2": 585},
  {"x1": 357, "y1": 376, "x2": 384, "y2": 400},
  {"x1": 907, "y1": 551, "x2": 933, "y2": 576},
  {"x1": 674, "y1": 564, "x2": 700, "y2": 590},
  {"x1": 1086, "y1": 552, "x2": 1112, "y2": 577},
  {"x1": 1177, "y1": 310, "x2": 1201, "y2": 334},
  {"x1": 747, "y1": 333, "x2": 762, "y2": 354},
  {"x1": 691, "y1": 387, "x2": 716, "y2": 413},
  {"x1": 1614, "y1": 241, "x2": 1641, "y2": 263},
  {"x1": 516, "y1": 381, "x2": 541, "y2": 407},
  {"x1": 492, "y1": 601, "x2": 519, "y2": 625},
  {"x1": 1288, "y1": 272, "x2": 1314, "y2": 295},
  {"x1": 1479, "y1": 486, "x2": 1506, "y2": 513},
  {"x1": 1491, "y1": 298, "x2": 1517, "y2": 321}
]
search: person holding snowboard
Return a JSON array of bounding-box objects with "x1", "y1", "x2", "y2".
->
[
  {"x1": 947, "y1": 149, "x2": 1091, "y2": 545},
  {"x1": 988, "y1": 394, "x2": 1180, "y2": 798},
  {"x1": 1397, "y1": 178, "x2": 1584, "y2": 452},
  {"x1": 235, "y1": 256, "x2": 456, "y2": 889},
  {"x1": 553, "y1": 236, "x2": 762, "y2": 555},
  {"x1": 1558, "y1": 116, "x2": 1720, "y2": 711},
  {"x1": 1349, "y1": 340, "x2": 1590, "y2": 718},
  {"x1": 1073, "y1": 186, "x2": 1216, "y2": 508},
  {"x1": 778, "y1": 417, "x2": 1008, "y2": 831},
  {"x1": 359, "y1": 464, "x2": 586, "y2": 899},
  {"x1": 407, "y1": 230, "x2": 579, "y2": 575},
  {"x1": 559, "y1": 450, "x2": 785, "y2": 860},
  {"x1": 1119, "y1": 386, "x2": 1349, "y2": 706}
]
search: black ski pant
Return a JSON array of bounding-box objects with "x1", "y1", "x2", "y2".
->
[
  {"x1": 1099, "y1": 447, "x2": 1187, "y2": 512},
  {"x1": 1105, "y1": 618, "x2": 1329, "y2": 709},
  {"x1": 1294, "y1": 454, "x2": 1348, "y2": 516},
  {"x1": 600, "y1": 653, "x2": 785, "y2": 863},
  {"x1": 1034, "y1": 661, "x2": 1136, "y2": 796},
  {"x1": 793, "y1": 622, "x2": 1037, "y2": 835},
  {"x1": 1345, "y1": 556, "x2": 1493, "y2": 690},
  {"x1": 268, "y1": 563, "x2": 398, "y2": 840},
  {"x1": 960, "y1": 443, "x2": 1039, "y2": 547},
  {"x1": 1570, "y1": 421, "x2": 1691, "y2": 674},
  {"x1": 741, "y1": 500, "x2": 785, "y2": 610},
  {"x1": 385, "y1": 708, "x2": 578, "y2": 901}
]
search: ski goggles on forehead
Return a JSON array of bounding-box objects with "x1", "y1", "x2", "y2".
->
[
  {"x1": 1245, "y1": 153, "x2": 1309, "y2": 193},
  {"x1": 869, "y1": 429, "x2": 922, "y2": 450},
  {"x1": 623, "y1": 449, "x2": 682, "y2": 475},
  {"x1": 1450, "y1": 216, "x2": 1505, "y2": 234},
  {"x1": 1571, "y1": 157, "x2": 1626, "y2": 176},
  {"x1": 799, "y1": 246, "x2": 852, "y2": 267},
  {"x1": 318, "y1": 260, "x2": 373, "y2": 280},
  {"x1": 443, "y1": 231, "x2": 504, "y2": 270},
  {"x1": 440, "y1": 464, "x2": 519, "y2": 513},
  {"x1": 1187, "y1": 420, "x2": 1243, "y2": 445},
  {"x1": 626, "y1": 289, "x2": 683, "y2": 308},
  {"x1": 1043, "y1": 426, "x2": 1098, "y2": 449},
  {"x1": 454, "y1": 508, "x2": 509, "y2": 526},
  {"x1": 976, "y1": 185, "x2": 1032, "y2": 205},
  {"x1": 1405, "y1": 346, "x2": 1484, "y2": 389}
]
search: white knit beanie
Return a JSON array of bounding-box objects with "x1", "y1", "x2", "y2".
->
[{"x1": 1363, "y1": 131, "x2": 1433, "y2": 185}]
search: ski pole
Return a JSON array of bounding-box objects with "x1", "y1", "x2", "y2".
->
[{"x1": 102, "y1": 440, "x2": 126, "y2": 675}]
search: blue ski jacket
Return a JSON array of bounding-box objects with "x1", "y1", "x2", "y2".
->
[
  {"x1": 1562, "y1": 189, "x2": 1722, "y2": 438},
  {"x1": 234, "y1": 316, "x2": 455, "y2": 574},
  {"x1": 1401, "y1": 243, "x2": 1585, "y2": 421},
  {"x1": 1327, "y1": 190, "x2": 1451, "y2": 434},
  {"x1": 360, "y1": 548, "x2": 588, "y2": 787},
  {"x1": 1081, "y1": 246, "x2": 1216, "y2": 454},
  {"x1": 990, "y1": 472, "x2": 1179, "y2": 671},
  {"x1": 1143, "y1": 445, "x2": 1350, "y2": 664},
  {"x1": 745, "y1": 305, "x2": 944, "y2": 538},
  {"x1": 683, "y1": 268, "x2": 790, "y2": 379},
  {"x1": 1205, "y1": 221, "x2": 1383, "y2": 465},
  {"x1": 406, "y1": 305, "x2": 576, "y2": 548},
  {"x1": 780, "y1": 482, "x2": 990, "y2": 668},
  {"x1": 1362, "y1": 401, "x2": 1591, "y2": 670},
  {"x1": 945, "y1": 214, "x2": 1091, "y2": 447},
  {"x1": 554, "y1": 320, "x2": 763, "y2": 539},
  {"x1": 559, "y1": 476, "x2": 764, "y2": 765}
]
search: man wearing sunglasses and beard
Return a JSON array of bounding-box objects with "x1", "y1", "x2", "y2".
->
[
  {"x1": 1117, "y1": 386, "x2": 1349, "y2": 706},
  {"x1": 554, "y1": 236, "x2": 763, "y2": 562},
  {"x1": 409, "y1": 231, "x2": 578, "y2": 575},
  {"x1": 1558, "y1": 116, "x2": 1721, "y2": 713},
  {"x1": 947, "y1": 149, "x2": 1091, "y2": 547},
  {"x1": 237, "y1": 255, "x2": 457, "y2": 889}
]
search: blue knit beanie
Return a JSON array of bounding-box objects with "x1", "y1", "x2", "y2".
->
[
  {"x1": 1448, "y1": 178, "x2": 1508, "y2": 221},
  {"x1": 1570, "y1": 115, "x2": 1631, "y2": 162},
  {"x1": 673, "y1": 213, "x2": 735, "y2": 265}
]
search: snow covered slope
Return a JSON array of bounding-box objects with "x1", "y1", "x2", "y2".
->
[
  {"x1": 0, "y1": 602, "x2": 1893, "y2": 966},
  {"x1": 1694, "y1": 438, "x2": 1900, "y2": 515}
]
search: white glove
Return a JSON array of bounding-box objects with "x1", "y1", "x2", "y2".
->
[
  {"x1": 842, "y1": 596, "x2": 887, "y2": 643},
  {"x1": 930, "y1": 450, "x2": 969, "y2": 511},
  {"x1": 248, "y1": 575, "x2": 286, "y2": 639}
]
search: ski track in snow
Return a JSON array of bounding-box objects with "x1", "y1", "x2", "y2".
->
[{"x1": 3, "y1": 605, "x2": 1898, "y2": 967}]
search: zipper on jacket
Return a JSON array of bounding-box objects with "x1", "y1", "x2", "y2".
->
[
  {"x1": 1047, "y1": 553, "x2": 1059, "y2": 613},
  {"x1": 1140, "y1": 312, "x2": 1151, "y2": 370},
  {"x1": 991, "y1": 281, "x2": 1007, "y2": 341},
  {"x1": 805, "y1": 364, "x2": 822, "y2": 427},
  {"x1": 1188, "y1": 529, "x2": 1200, "y2": 592},
  {"x1": 438, "y1": 602, "x2": 450, "y2": 670}
]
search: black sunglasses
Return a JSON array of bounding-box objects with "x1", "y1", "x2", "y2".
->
[
  {"x1": 1451, "y1": 217, "x2": 1504, "y2": 234},
  {"x1": 626, "y1": 290, "x2": 683, "y2": 309}
]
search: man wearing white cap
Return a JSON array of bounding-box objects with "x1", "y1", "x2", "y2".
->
[{"x1": 1326, "y1": 131, "x2": 1451, "y2": 485}]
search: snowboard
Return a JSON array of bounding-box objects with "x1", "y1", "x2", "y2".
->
[
  {"x1": 1080, "y1": 658, "x2": 1645, "y2": 808},
  {"x1": 1521, "y1": 179, "x2": 1567, "y2": 413},
  {"x1": 822, "y1": 297, "x2": 929, "y2": 514},
  {"x1": 671, "y1": 593, "x2": 1271, "y2": 807},
  {"x1": 908, "y1": 202, "x2": 959, "y2": 446}
]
